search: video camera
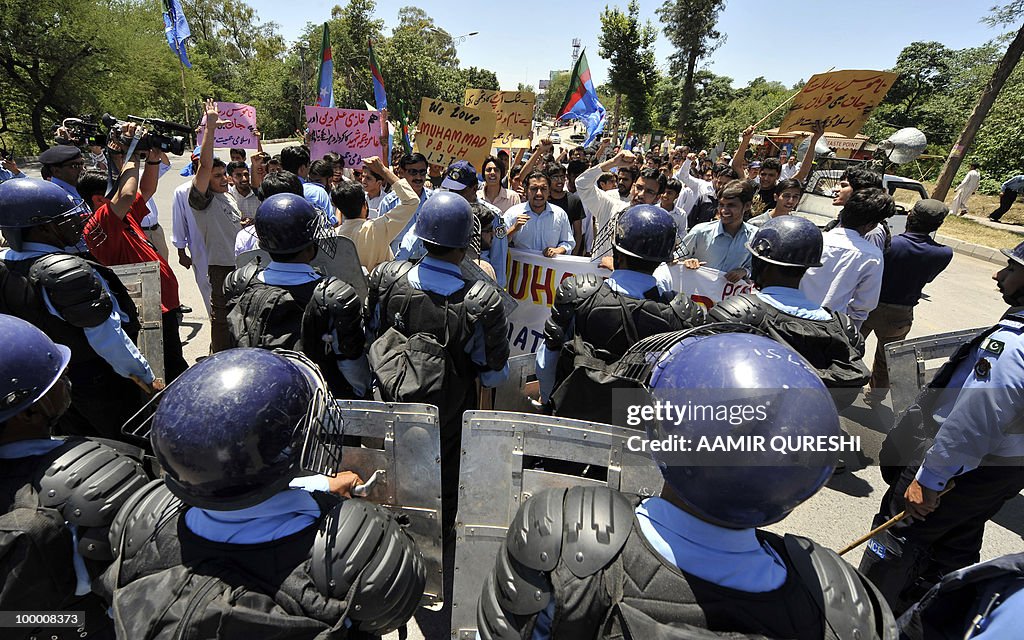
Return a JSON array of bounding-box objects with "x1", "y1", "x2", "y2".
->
[
  {"x1": 101, "y1": 113, "x2": 192, "y2": 156},
  {"x1": 54, "y1": 115, "x2": 106, "y2": 148}
]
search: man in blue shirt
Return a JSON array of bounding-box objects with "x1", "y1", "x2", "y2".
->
[
  {"x1": 0, "y1": 153, "x2": 26, "y2": 184},
  {"x1": 279, "y1": 145, "x2": 338, "y2": 226},
  {"x1": 989, "y1": 174, "x2": 1024, "y2": 221},
  {"x1": 862, "y1": 199, "x2": 953, "y2": 406},
  {"x1": 376, "y1": 152, "x2": 433, "y2": 254},
  {"x1": 862, "y1": 239, "x2": 1024, "y2": 615},
  {"x1": 680, "y1": 179, "x2": 756, "y2": 283},
  {"x1": 0, "y1": 178, "x2": 157, "y2": 440},
  {"x1": 503, "y1": 170, "x2": 575, "y2": 256}
]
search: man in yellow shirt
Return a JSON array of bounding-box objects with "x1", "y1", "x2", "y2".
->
[{"x1": 333, "y1": 156, "x2": 418, "y2": 272}]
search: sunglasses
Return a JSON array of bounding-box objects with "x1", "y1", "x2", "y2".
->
[{"x1": 403, "y1": 168, "x2": 428, "y2": 177}]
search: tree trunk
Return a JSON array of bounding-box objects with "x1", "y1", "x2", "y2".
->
[
  {"x1": 931, "y1": 22, "x2": 1024, "y2": 201},
  {"x1": 677, "y1": 49, "x2": 698, "y2": 141}
]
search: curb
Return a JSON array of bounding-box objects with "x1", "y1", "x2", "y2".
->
[{"x1": 936, "y1": 234, "x2": 1006, "y2": 266}]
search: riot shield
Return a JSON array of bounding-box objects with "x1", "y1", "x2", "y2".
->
[
  {"x1": 236, "y1": 236, "x2": 368, "y2": 301},
  {"x1": 884, "y1": 327, "x2": 985, "y2": 414},
  {"x1": 451, "y1": 410, "x2": 663, "y2": 639},
  {"x1": 110, "y1": 262, "x2": 164, "y2": 380},
  {"x1": 334, "y1": 399, "x2": 444, "y2": 608},
  {"x1": 490, "y1": 353, "x2": 541, "y2": 413}
]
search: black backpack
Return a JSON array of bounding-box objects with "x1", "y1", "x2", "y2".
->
[{"x1": 227, "y1": 283, "x2": 304, "y2": 350}]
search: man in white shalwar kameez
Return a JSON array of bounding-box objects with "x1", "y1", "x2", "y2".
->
[{"x1": 951, "y1": 163, "x2": 981, "y2": 216}]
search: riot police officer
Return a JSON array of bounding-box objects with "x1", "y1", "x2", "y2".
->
[
  {"x1": 709, "y1": 215, "x2": 871, "y2": 403},
  {"x1": 0, "y1": 314, "x2": 150, "y2": 639},
  {"x1": 861, "y1": 240, "x2": 1024, "y2": 615},
  {"x1": 0, "y1": 178, "x2": 157, "y2": 439},
  {"x1": 478, "y1": 331, "x2": 896, "y2": 639},
  {"x1": 538, "y1": 204, "x2": 705, "y2": 421},
  {"x1": 223, "y1": 193, "x2": 370, "y2": 398},
  {"x1": 96, "y1": 348, "x2": 426, "y2": 638}
]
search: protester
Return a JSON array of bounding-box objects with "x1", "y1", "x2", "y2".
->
[
  {"x1": 950, "y1": 162, "x2": 981, "y2": 216},
  {"x1": 334, "y1": 156, "x2": 418, "y2": 272},
  {"x1": 988, "y1": 173, "x2": 1024, "y2": 221},
  {"x1": 861, "y1": 200, "x2": 953, "y2": 406},
  {"x1": 171, "y1": 147, "x2": 212, "y2": 315},
  {"x1": 226, "y1": 160, "x2": 260, "y2": 221},
  {"x1": 829, "y1": 166, "x2": 891, "y2": 251},
  {"x1": 280, "y1": 145, "x2": 336, "y2": 226},
  {"x1": 545, "y1": 162, "x2": 586, "y2": 254},
  {"x1": 234, "y1": 169, "x2": 304, "y2": 255},
  {"x1": 189, "y1": 98, "x2": 244, "y2": 352},
  {"x1": 780, "y1": 152, "x2": 801, "y2": 180},
  {"x1": 800, "y1": 187, "x2": 894, "y2": 328},
  {"x1": 679, "y1": 179, "x2": 757, "y2": 283},
  {"x1": 504, "y1": 170, "x2": 575, "y2": 256},
  {"x1": 360, "y1": 159, "x2": 389, "y2": 213},
  {"x1": 748, "y1": 178, "x2": 803, "y2": 227},
  {"x1": 78, "y1": 131, "x2": 187, "y2": 382},
  {"x1": 431, "y1": 160, "x2": 508, "y2": 285},
  {"x1": 675, "y1": 154, "x2": 740, "y2": 228},
  {"x1": 375, "y1": 152, "x2": 433, "y2": 253}
]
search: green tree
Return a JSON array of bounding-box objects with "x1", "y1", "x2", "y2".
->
[
  {"x1": 462, "y1": 67, "x2": 500, "y2": 91},
  {"x1": 704, "y1": 77, "x2": 791, "y2": 149},
  {"x1": 598, "y1": 0, "x2": 658, "y2": 134},
  {"x1": 656, "y1": 0, "x2": 727, "y2": 138}
]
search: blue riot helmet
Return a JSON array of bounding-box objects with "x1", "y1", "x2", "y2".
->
[
  {"x1": 0, "y1": 178, "x2": 92, "y2": 250},
  {"x1": 416, "y1": 191, "x2": 474, "y2": 249},
  {"x1": 0, "y1": 314, "x2": 72, "y2": 423},
  {"x1": 147, "y1": 348, "x2": 344, "y2": 510},
  {"x1": 613, "y1": 204, "x2": 677, "y2": 263},
  {"x1": 254, "y1": 192, "x2": 337, "y2": 258},
  {"x1": 646, "y1": 332, "x2": 840, "y2": 528},
  {"x1": 746, "y1": 215, "x2": 823, "y2": 268}
]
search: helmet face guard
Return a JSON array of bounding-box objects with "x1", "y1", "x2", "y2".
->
[
  {"x1": 284, "y1": 349, "x2": 344, "y2": 477},
  {"x1": 309, "y1": 206, "x2": 338, "y2": 259}
]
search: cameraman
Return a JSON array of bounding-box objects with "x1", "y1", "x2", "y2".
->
[{"x1": 78, "y1": 123, "x2": 188, "y2": 381}]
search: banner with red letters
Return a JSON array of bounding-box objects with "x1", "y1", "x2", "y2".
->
[{"x1": 305, "y1": 106, "x2": 384, "y2": 167}]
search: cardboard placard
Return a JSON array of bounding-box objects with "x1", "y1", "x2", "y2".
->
[
  {"x1": 414, "y1": 98, "x2": 496, "y2": 171},
  {"x1": 778, "y1": 70, "x2": 898, "y2": 137},
  {"x1": 464, "y1": 89, "x2": 535, "y2": 148},
  {"x1": 305, "y1": 106, "x2": 384, "y2": 168},
  {"x1": 197, "y1": 102, "x2": 258, "y2": 149}
]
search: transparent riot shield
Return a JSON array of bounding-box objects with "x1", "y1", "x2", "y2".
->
[
  {"x1": 333, "y1": 399, "x2": 444, "y2": 608},
  {"x1": 451, "y1": 410, "x2": 663, "y2": 639},
  {"x1": 236, "y1": 236, "x2": 369, "y2": 301},
  {"x1": 110, "y1": 261, "x2": 164, "y2": 380},
  {"x1": 884, "y1": 327, "x2": 985, "y2": 415}
]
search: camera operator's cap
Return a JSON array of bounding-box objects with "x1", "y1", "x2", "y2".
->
[
  {"x1": 441, "y1": 160, "x2": 478, "y2": 191},
  {"x1": 911, "y1": 199, "x2": 949, "y2": 223},
  {"x1": 190, "y1": 146, "x2": 201, "y2": 160},
  {"x1": 1001, "y1": 240, "x2": 1024, "y2": 267},
  {"x1": 39, "y1": 145, "x2": 83, "y2": 166}
]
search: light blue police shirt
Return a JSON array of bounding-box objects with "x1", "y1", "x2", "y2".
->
[
  {"x1": 299, "y1": 178, "x2": 337, "y2": 226},
  {"x1": 917, "y1": 312, "x2": 1024, "y2": 491},
  {"x1": 368, "y1": 256, "x2": 509, "y2": 387},
  {"x1": 0, "y1": 243, "x2": 154, "y2": 382},
  {"x1": 258, "y1": 261, "x2": 371, "y2": 397},
  {"x1": 756, "y1": 286, "x2": 832, "y2": 321},
  {"x1": 536, "y1": 270, "x2": 672, "y2": 403},
  {"x1": 50, "y1": 177, "x2": 83, "y2": 204}
]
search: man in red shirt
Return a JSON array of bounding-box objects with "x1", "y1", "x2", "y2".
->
[{"x1": 79, "y1": 125, "x2": 188, "y2": 380}]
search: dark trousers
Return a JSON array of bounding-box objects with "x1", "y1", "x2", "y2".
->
[
  {"x1": 989, "y1": 189, "x2": 1020, "y2": 220},
  {"x1": 861, "y1": 303, "x2": 915, "y2": 400},
  {"x1": 58, "y1": 364, "x2": 147, "y2": 441},
  {"x1": 208, "y1": 265, "x2": 233, "y2": 353},
  {"x1": 162, "y1": 310, "x2": 188, "y2": 382},
  {"x1": 859, "y1": 463, "x2": 1024, "y2": 615}
]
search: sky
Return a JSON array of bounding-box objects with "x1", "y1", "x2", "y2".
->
[{"x1": 247, "y1": 0, "x2": 1011, "y2": 90}]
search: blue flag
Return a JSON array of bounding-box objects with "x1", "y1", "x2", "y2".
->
[
  {"x1": 315, "y1": 23, "x2": 335, "y2": 108},
  {"x1": 555, "y1": 50, "x2": 606, "y2": 147},
  {"x1": 162, "y1": 0, "x2": 191, "y2": 69}
]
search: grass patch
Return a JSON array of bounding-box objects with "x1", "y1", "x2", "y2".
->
[{"x1": 937, "y1": 215, "x2": 1024, "y2": 249}]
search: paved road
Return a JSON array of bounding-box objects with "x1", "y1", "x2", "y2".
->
[{"x1": 28, "y1": 142, "x2": 1022, "y2": 638}]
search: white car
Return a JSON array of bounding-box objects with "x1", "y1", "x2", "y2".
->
[{"x1": 549, "y1": 132, "x2": 561, "y2": 144}]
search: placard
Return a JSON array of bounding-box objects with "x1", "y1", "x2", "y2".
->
[
  {"x1": 778, "y1": 70, "x2": 897, "y2": 137},
  {"x1": 415, "y1": 98, "x2": 496, "y2": 171},
  {"x1": 305, "y1": 106, "x2": 383, "y2": 168},
  {"x1": 197, "y1": 102, "x2": 258, "y2": 149},
  {"x1": 464, "y1": 89, "x2": 535, "y2": 148}
]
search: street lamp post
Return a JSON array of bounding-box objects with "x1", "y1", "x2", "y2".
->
[
  {"x1": 452, "y1": 31, "x2": 479, "y2": 45},
  {"x1": 297, "y1": 45, "x2": 308, "y2": 131}
]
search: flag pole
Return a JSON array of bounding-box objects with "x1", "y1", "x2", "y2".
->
[{"x1": 178, "y1": 51, "x2": 191, "y2": 133}]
